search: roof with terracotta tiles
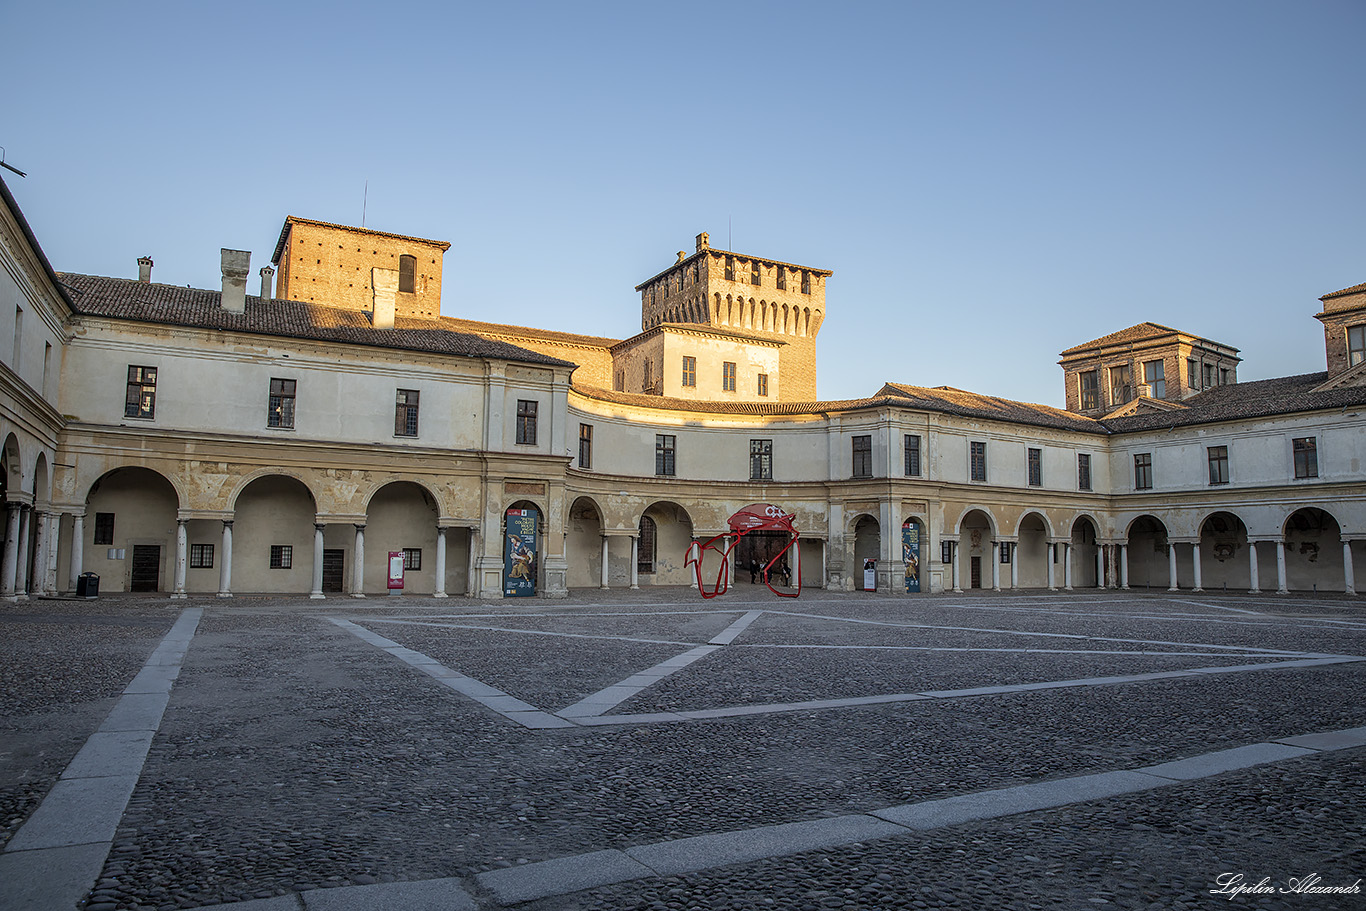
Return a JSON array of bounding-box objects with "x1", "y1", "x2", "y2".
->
[
  {"x1": 58, "y1": 274, "x2": 573, "y2": 368},
  {"x1": 1103, "y1": 372, "x2": 1366, "y2": 432},
  {"x1": 1321, "y1": 281, "x2": 1366, "y2": 301}
]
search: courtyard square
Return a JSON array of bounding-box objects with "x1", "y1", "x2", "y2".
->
[{"x1": 2, "y1": 589, "x2": 1364, "y2": 911}]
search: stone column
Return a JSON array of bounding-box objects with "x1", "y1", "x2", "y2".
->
[
  {"x1": 1008, "y1": 543, "x2": 1019, "y2": 589},
  {"x1": 70, "y1": 513, "x2": 84, "y2": 593},
  {"x1": 1191, "y1": 542, "x2": 1204, "y2": 592},
  {"x1": 173, "y1": 519, "x2": 188, "y2": 598},
  {"x1": 820, "y1": 538, "x2": 827, "y2": 590},
  {"x1": 434, "y1": 527, "x2": 447, "y2": 598},
  {"x1": 1119, "y1": 544, "x2": 1129, "y2": 590},
  {"x1": 351, "y1": 525, "x2": 366, "y2": 597},
  {"x1": 1275, "y1": 539, "x2": 1288, "y2": 594},
  {"x1": 1344, "y1": 541, "x2": 1356, "y2": 596},
  {"x1": 14, "y1": 506, "x2": 31, "y2": 597},
  {"x1": 43, "y1": 512, "x2": 60, "y2": 595},
  {"x1": 629, "y1": 535, "x2": 639, "y2": 590},
  {"x1": 1167, "y1": 542, "x2": 1178, "y2": 591},
  {"x1": 1248, "y1": 541, "x2": 1260, "y2": 594},
  {"x1": 1095, "y1": 547, "x2": 1104, "y2": 589},
  {"x1": 467, "y1": 529, "x2": 479, "y2": 597},
  {"x1": 951, "y1": 542, "x2": 961, "y2": 593},
  {"x1": 1063, "y1": 542, "x2": 1074, "y2": 591},
  {"x1": 990, "y1": 541, "x2": 1001, "y2": 591},
  {"x1": 1047, "y1": 543, "x2": 1056, "y2": 591},
  {"x1": 691, "y1": 538, "x2": 701, "y2": 590},
  {"x1": 600, "y1": 535, "x2": 610, "y2": 589},
  {"x1": 32, "y1": 511, "x2": 49, "y2": 596},
  {"x1": 218, "y1": 520, "x2": 233, "y2": 597},
  {"x1": 310, "y1": 524, "x2": 326, "y2": 599},
  {"x1": 726, "y1": 535, "x2": 735, "y2": 587},
  {"x1": 3, "y1": 503, "x2": 23, "y2": 597}
]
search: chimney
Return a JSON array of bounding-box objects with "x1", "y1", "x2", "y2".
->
[
  {"x1": 259, "y1": 265, "x2": 275, "y2": 302},
  {"x1": 137, "y1": 256, "x2": 154, "y2": 283},
  {"x1": 696, "y1": 232, "x2": 710, "y2": 252},
  {"x1": 220, "y1": 249, "x2": 250, "y2": 314},
  {"x1": 371, "y1": 267, "x2": 398, "y2": 329}
]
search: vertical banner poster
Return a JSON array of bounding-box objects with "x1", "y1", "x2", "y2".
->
[
  {"x1": 504, "y1": 509, "x2": 538, "y2": 597},
  {"x1": 387, "y1": 551, "x2": 405, "y2": 590},
  {"x1": 903, "y1": 519, "x2": 921, "y2": 593}
]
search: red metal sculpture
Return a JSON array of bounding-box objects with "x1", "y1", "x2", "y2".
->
[{"x1": 686, "y1": 503, "x2": 801, "y2": 598}]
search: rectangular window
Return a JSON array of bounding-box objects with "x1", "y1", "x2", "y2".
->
[
  {"x1": 1203, "y1": 363, "x2": 1216, "y2": 389},
  {"x1": 777, "y1": 269, "x2": 787, "y2": 291},
  {"x1": 270, "y1": 545, "x2": 293, "y2": 569},
  {"x1": 655, "y1": 434, "x2": 675, "y2": 476},
  {"x1": 941, "y1": 541, "x2": 953, "y2": 565},
  {"x1": 395, "y1": 389, "x2": 419, "y2": 436},
  {"x1": 402, "y1": 548, "x2": 422, "y2": 571},
  {"x1": 578, "y1": 423, "x2": 593, "y2": 469},
  {"x1": 751, "y1": 261, "x2": 761, "y2": 286},
  {"x1": 614, "y1": 371, "x2": 624, "y2": 392},
  {"x1": 724, "y1": 255, "x2": 735, "y2": 281},
  {"x1": 1187, "y1": 359, "x2": 1198, "y2": 389},
  {"x1": 852, "y1": 435, "x2": 872, "y2": 478},
  {"x1": 757, "y1": 373, "x2": 768, "y2": 397},
  {"x1": 1134, "y1": 453, "x2": 1153, "y2": 490},
  {"x1": 1349, "y1": 325, "x2": 1366, "y2": 367},
  {"x1": 1143, "y1": 360, "x2": 1165, "y2": 399},
  {"x1": 682, "y1": 356, "x2": 696, "y2": 387},
  {"x1": 1079, "y1": 370, "x2": 1099, "y2": 410},
  {"x1": 969, "y1": 441, "x2": 987, "y2": 482},
  {"x1": 643, "y1": 360, "x2": 652, "y2": 392},
  {"x1": 904, "y1": 434, "x2": 921, "y2": 477},
  {"x1": 750, "y1": 439, "x2": 773, "y2": 481},
  {"x1": 722, "y1": 361, "x2": 736, "y2": 392},
  {"x1": 268, "y1": 378, "x2": 296, "y2": 428},
  {"x1": 190, "y1": 543, "x2": 214, "y2": 569},
  {"x1": 999, "y1": 542, "x2": 1012, "y2": 564},
  {"x1": 801, "y1": 271, "x2": 811, "y2": 294},
  {"x1": 1293, "y1": 437, "x2": 1318, "y2": 479},
  {"x1": 1077, "y1": 453, "x2": 1092, "y2": 491},
  {"x1": 1220, "y1": 368, "x2": 1230, "y2": 385},
  {"x1": 94, "y1": 512, "x2": 115, "y2": 546},
  {"x1": 125, "y1": 365, "x2": 157, "y2": 419},
  {"x1": 516, "y1": 400, "x2": 538, "y2": 444},
  {"x1": 1109, "y1": 364, "x2": 1132, "y2": 406},
  {"x1": 1208, "y1": 445, "x2": 1229, "y2": 485},
  {"x1": 1027, "y1": 448, "x2": 1042, "y2": 487}
]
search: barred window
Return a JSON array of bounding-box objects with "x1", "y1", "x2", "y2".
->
[
  {"x1": 757, "y1": 373, "x2": 768, "y2": 397},
  {"x1": 125, "y1": 365, "x2": 157, "y2": 419},
  {"x1": 638, "y1": 515, "x2": 657, "y2": 574},
  {"x1": 970, "y1": 441, "x2": 987, "y2": 482},
  {"x1": 1027, "y1": 448, "x2": 1042, "y2": 487},
  {"x1": 270, "y1": 545, "x2": 293, "y2": 569},
  {"x1": 268, "y1": 378, "x2": 296, "y2": 429},
  {"x1": 190, "y1": 544, "x2": 214, "y2": 568},
  {"x1": 578, "y1": 424, "x2": 593, "y2": 469},
  {"x1": 750, "y1": 439, "x2": 773, "y2": 481},
  {"x1": 1077, "y1": 453, "x2": 1092, "y2": 491},
  {"x1": 516, "y1": 400, "x2": 538, "y2": 445},
  {"x1": 403, "y1": 548, "x2": 422, "y2": 570},
  {"x1": 395, "y1": 389, "x2": 419, "y2": 436},
  {"x1": 722, "y1": 361, "x2": 736, "y2": 392}
]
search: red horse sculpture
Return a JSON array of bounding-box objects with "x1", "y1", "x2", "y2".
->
[{"x1": 686, "y1": 503, "x2": 801, "y2": 598}]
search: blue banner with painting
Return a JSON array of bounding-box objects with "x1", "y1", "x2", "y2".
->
[
  {"x1": 903, "y1": 519, "x2": 921, "y2": 593},
  {"x1": 504, "y1": 509, "x2": 537, "y2": 597}
]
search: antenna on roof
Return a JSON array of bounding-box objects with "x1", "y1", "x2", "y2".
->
[
  {"x1": 0, "y1": 147, "x2": 27, "y2": 178},
  {"x1": 728, "y1": 216, "x2": 731, "y2": 251},
  {"x1": 362, "y1": 180, "x2": 368, "y2": 228}
]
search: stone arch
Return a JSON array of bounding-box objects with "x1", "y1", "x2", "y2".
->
[
  {"x1": 32, "y1": 453, "x2": 50, "y2": 509},
  {"x1": 1014, "y1": 510, "x2": 1051, "y2": 589},
  {"x1": 713, "y1": 292, "x2": 722, "y2": 327},
  {"x1": 226, "y1": 467, "x2": 317, "y2": 513},
  {"x1": 950, "y1": 504, "x2": 1000, "y2": 538},
  {"x1": 1125, "y1": 514, "x2": 1170, "y2": 589},
  {"x1": 2, "y1": 433, "x2": 21, "y2": 492},
  {"x1": 1197, "y1": 510, "x2": 1250, "y2": 591},
  {"x1": 232, "y1": 474, "x2": 319, "y2": 594},
  {"x1": 566, "y1": 495, "x2": 607, "y2": 589},
  {"x1": 802, "y1": 307, "x2": 812, "y2": 337},
  {"x1": 851, "y1": 512, "x2": 880, "y2": 591},
  {"x1": 957, "y1": 508, "x2": 997, "y2": 589},
  {"x1": 1070, "y1": 515, "x2": 1100, "y2": 588},
  {"x1": 84, "y1": 466, "x2": 182, "y2": 593},
  {"x1": 637, "y1": 500, "x2": 694, "y2": 585},
  {"x1": 363, "y1": 480, "x2": 441, "y2": 595},
  {"x1": 1283, "y1": 506, "x2": 1347, "y2": 592}
]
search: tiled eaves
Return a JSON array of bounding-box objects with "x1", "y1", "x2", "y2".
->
[
  {"x1": 1058, "y1": 322, "x2": 1239, "y2": 359},
  {"x1": 1102, "y1": 372, "x2": 1366, "y2": 433},
  {"x1": 440, "y1": 316, "x2": 621, "y2": 350},
  {"x1": 1321, "y1": 281, "x2": 1366, "y2": 301},
  {"x1": 58, "y1": 274, "x2": 574, "y2": 369},
  {"x1": 0, "y1": 175, "x2": 76, "y2": 313}
]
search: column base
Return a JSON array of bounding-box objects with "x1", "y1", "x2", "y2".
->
[
  {"x1": 1121, "y1": 585, "x2": 1129, "y2": 591},
  {"x1": 629, "y1": 584, "x2": 640, "y2": 591},
  {"x1": 433, "y1": 592, "x2": 448, "y2": 599},
  {"x1": 216, "y1": 592, "x2": 233, "y2": 598},
  {"x1": 1167, "y1": 586, "x2": 1178, "y2": 592},
  {"x1": 309, "y1": 592, "x2": 325, "y2": 600},
  {"x1": 170, "y1": 592, "x2": 188, "y2": 600},
  {"x1": 350, "y1": 593, "x2": 366, "y2": 598},
  {"x1": 1192, "y1": 587, "x2": 1204, "y2": 593}
]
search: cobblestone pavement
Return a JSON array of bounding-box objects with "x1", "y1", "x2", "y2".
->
[{"x1": 1, "y1": 588, "x2": 1364, "y2": 910}]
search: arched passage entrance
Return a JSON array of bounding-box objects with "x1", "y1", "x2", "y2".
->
[
  {"x1": 1016, "y1": 512, "x2": 1050, "y2": 589},
  {"x1": 1070, "y1": 516, "x2": 1099, "y2": 589},
  {"x1": 365, "y1": 481, "x2": 440, "y2": 595},
  {"x1": 1198, "y1": 511, "x2": 1250, "y2": 591},
  {"x1": 566, "y1": 497, "x2": 606, "y2": 590},
  {"x1": 1125, "y1": 515, "x2": 1170, "y2": 590},
  {"x1": 639, "y1": 501, "x2": 694, "y2": 586},
  {"x1": 853, "y1": 514, "x2": 879, "y2": 591},
  {"x1": 232, "y1": 475, "x2": 316, "y2": 594},
  {"x1": 1283, "y1": 507, "x2": 1350, "y2": 593},
  {"x1": 84, "y1": 467, "x2": 180, "y2": 593},
  {"x1": 958, "y1": 509, "x2": 995, "y2": 590}
]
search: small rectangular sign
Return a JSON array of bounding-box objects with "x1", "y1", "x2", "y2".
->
[{"x1": 387, "y1": 551, "x2": 404, "y2": 590}]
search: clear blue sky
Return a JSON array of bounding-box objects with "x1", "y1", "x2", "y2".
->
[{"x1": 6, "y1": 1, "x2": 1363, "y2": 406}]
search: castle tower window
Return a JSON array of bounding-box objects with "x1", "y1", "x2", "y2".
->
[
  {"x1": 398, "y1": 255, "x2": 416, "y2": 293},
  {"x1": 777, "y1": 269, "x2": 786, "y2": 291},
  {"x1": 725, "y1": 255, "x2": 735, "y2": 281},
  {"x1": 801, "y1": 271, "x2": 811, "y2": 294},
  {"x1": 1349, "y1": 325, "x2": 1366, "y2": 367},
  {"x1": 751, "y1": 261, "x2": 761, "y2": 286}
]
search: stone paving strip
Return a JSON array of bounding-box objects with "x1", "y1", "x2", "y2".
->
[
  {"x1": 332, "y1": 611, "x2": 1363, "y2": 730},
  {"x1": 0, "y1": 607, "x2": 203, "y2": 911}
]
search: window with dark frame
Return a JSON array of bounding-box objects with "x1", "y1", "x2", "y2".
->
[
  {"x1": 1143, "y1": 359, "x2": 1165, "y2": 398},
  {"x1": 655, "y1": 434, "x2": 675, "y2": 476},
  {"x1": 777, "y1": 269, "x2": 786, "y2": 291},
  {"x1": 1109, "y1": 364, "x2": 1133, "y2": 406},
  {"x1": 682, "y1": 356, "x2": 696, "y2": 387},
  {"x1": 270, "y1": 545, "x2": 293, "y2": 569},
  {"x1": 1349, "y1": 325, "x2": 1366, "y2": 367},
  {"x1": 402, "y1": 548, "x2": 422, "y2": 571},
  {"x1": 395, "y1": 389, "x2": 419, "y2": 436},
  {"x1": 722, "y1": 361, "x2": 736, "y2": 392},
  {"x1": 94, "y1": 512, "x2": 115, "y2": 546},
  {"x1": 578, "y1": 423, "x2": 593, "y2": 469},
  {"x1": 1077, "y1": 453, "x2": 1092, "y2": 491},
  {"x1": 398, "y1": 255, "x2": 416, "y2": 293},
  {"x1": 941, "y1": 541, "x2": 953, "y2": 564},
  {"x1": 1027, "y1": 448, "x2": 1042, "y2": 487},
  {"x1": 852, "y1": 435, "x2": 872, "y2": 478},
  {"x1": 724, "y1": 255, "x2": 735, "y2": 281},
  {"x1": 1134, "y1": 452, "x2": 1153, "y2": 490},
  {"x1": 750, "y1": 261, "x2": 761, "y2": 286},
  {"x1": 1187, "y1": 359, "x2": 1198, "y2": 389},
  {"x1": 1079, "y1": 370, "x2": 1099, "y2": 410},
  {"x1": 800, "y1": 271, "x2": 811, "y2": 294},
  {"x1": 999, "y1": 542, "x2": 1012, "y2": 564},
  {"x1": 125, "y1": 366, "x2": 157, "y2": 419},
  {"x1": 268, "y1": 378, "x2": 296, "y2": 428},
  {"x1": 969, "y1": 441, "x2": 987, "y2": 482},
  {"x1": 1203, "y1": 363, "x2": 1216, "y2": 389},
  {"x1": 516, "y1": 400, "x2": 538, "y2": 444},
  {"x1": 757, "y1": 373, "x2": 768, "y2": 397},
  {"x1": 190, "y1": 543, "x2": 214, "y2": 569},
  {"x1": 638, "y1": 515, "x2": 657, "y2": 574},
  {"x1": 750, "y1": 439, "x2": 773, "y2": 481},
  {"x1": 1208, "y1": 445, "x2": 1229, "y2": 485},
  {"x1": 904, "y1": 434, "x2": 921, "y2": 477},
  {"x1": 1293, "y1": 437, "x2": 1318, "y2": 479}
]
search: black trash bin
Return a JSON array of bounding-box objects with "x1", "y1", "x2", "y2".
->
[{"x1": 76, "y1": 572, "x2": 100, "y2": 598}]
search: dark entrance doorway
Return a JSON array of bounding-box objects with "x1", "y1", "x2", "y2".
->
[
  {"x1": 322, "y1": 549, "x2": 345, "y2": 593},
  {"x1": 970, "y1": 556, "x2": 982, "y2": 589},
  {"x1": 734, "y1": 531, "x2": 792, "y2": 584},
  {"x1": 131, "y1": 545, "x2": 161, "y2": 592}
]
